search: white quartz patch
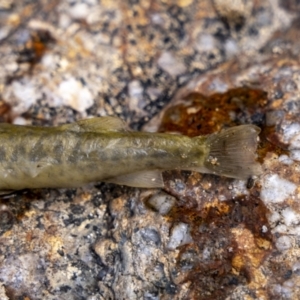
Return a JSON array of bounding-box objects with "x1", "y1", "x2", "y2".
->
[
  {"x1": 13, "y1": 117, "x2": 28, "y2": 125},
  {"x1": 278, "y1": 154, "x2": 293, "y2": 165},
  {"x1": 11, "y1": 80, "x2": 40, "y2": 114},
  {"x1": 0, "y1": 283, "x2": 8, "y2": 300},
  {"x1": 196, "y1": 34, "x2": 216, "y2": 52},
  {"x1": 283, "y1": 123, "x2": 300, "y2": 149},
  {"x1": 167, "y1": 223, "x2": 192, "y2": 250},
  {"x1": 260, "y1": 174, "x2": 296, "y2": 204},
  {"x1": 128, "y1": 80, "x2": 145, "y2": 111},
  {"x1": 58, "y1": 77, "x2": 94, "y2": 113},
  {"x1": 276, "y1": 235, "x2": 292, "y2": 251},
  {"x1": 157, "y1": 51, "x2": 186, "y2": 77},
  {"x1": 281, "y1": 207, "x2": 299, "y2": 227},
  {"x1": 290, "y1": 149, "x2": 300, "y2": 161},
  {"x1": 69, "y1": 3, "x2": 90, "y2": 20},
  {"x1": 148, "y1": 192, "x2": 176, "y2": 215}
]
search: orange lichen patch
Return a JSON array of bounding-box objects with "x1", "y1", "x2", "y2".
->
[
  {"x1": 23, "y1": 209, "x2": 36, "y2": 219},
  {"x1": 109, "y1": 196, "x2": 128, "y2": 217},
  {"x1": 16, "y1": 29, "x2": 56, "y2": 66},
  {"x1": 7, "y1": 14, "x2": 21, "y2": 27},
  {"x1": 2, "y1": 230, "x2": 12, "y2": 238},
  {"x1": 159, "y1": 87, "x2": 268, "y2": 137},
  {"x1": 256, "y1": 237, "x2": 271, "y2": 250},
  {"x1": 26, "y1": 230, "x2": 34, "y2": 243},
  {"x1": 177, "y1": 0, "x2": 194, "y2": 7},
  {"x1": 5, "y1": 29, "x2": 56, "y2": 85},
  {"x1": 70, "y1": 190, "x2": 93, "y2": 205},
  {"x1": 25, "y1": 230, "x2": 41, "y2": 252},
  {"x1": 231, "y1": 227, "x2": 270, "y2": 273},
  {"x1": 45, "y1": 235, "x2": 64, "y2": 260},
  {"x1": 204, "y1": 200, "x2": 231, "y2": 215}
]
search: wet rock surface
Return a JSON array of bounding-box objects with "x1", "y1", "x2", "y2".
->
[{"x1": 1, "y1": 0, "x2": 300, "y2": 299}]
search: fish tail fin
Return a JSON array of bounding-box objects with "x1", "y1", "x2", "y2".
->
[{"x1": 203, "y1": 125, "x2": 262, "y2": 179}]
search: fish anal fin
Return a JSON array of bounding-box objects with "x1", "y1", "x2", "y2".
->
[
  {"x1": 60, "y1": 116, "x2": 129, "y2": 133},
  {"x1": 105, "y1": 170, "x2": 164, "y2": 188}
]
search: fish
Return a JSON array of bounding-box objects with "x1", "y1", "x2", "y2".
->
[{"x1": 0, "y1": 116, "x2": 261, "y2": 192}]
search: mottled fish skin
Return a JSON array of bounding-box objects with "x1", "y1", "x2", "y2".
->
[{"x1": 0, "y1": 117, "x2": 261, "y2": 190}]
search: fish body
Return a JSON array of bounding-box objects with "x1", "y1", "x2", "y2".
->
[{"x1": 0, "y1": 117, "x2": 261, "y2": 191}]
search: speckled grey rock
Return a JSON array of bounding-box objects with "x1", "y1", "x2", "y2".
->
[{"x1": 0, "y1": 0, "x2": 300, "y2": 299}]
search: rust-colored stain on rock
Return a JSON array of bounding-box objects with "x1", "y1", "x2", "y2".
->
[
  {"x1": 159, "y1": 87, "x2": 268, "y2": 136},
  {"x1": 161, "y1": 87, "x2": 275, "y2": 299},
  {"x1": 165, "y1": 188, "x2": 272, "y2": 299}
]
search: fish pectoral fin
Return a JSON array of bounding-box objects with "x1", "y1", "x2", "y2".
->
[
  {"x1": 60, "y1": 116, "x2": 129, "y2": 133},
  {"x1": 105, "y1": 170, "x2": 164, "y2": 188}
]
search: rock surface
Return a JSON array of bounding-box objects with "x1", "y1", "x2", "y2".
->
[{"x1": 1, "y1": 0, "x2": 300, "y2": 299}]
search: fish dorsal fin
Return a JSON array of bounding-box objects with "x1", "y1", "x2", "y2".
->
[
  {"x1": 105, "y1": 170, "x2": 164, "y2": 188},
  {"x1": 59, "y1": 116, "x2": 128, "y2": 133}
]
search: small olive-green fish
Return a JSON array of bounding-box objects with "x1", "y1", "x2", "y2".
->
[{"x1": 0, "y1": 116, "x2": 261, "y2": 192}]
